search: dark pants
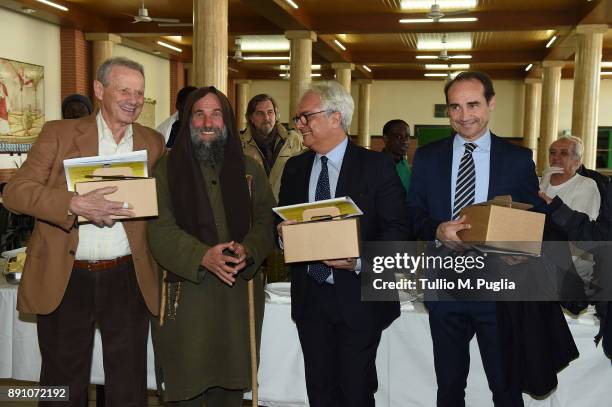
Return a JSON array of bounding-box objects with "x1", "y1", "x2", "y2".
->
[
  {"x1": 37, "y1": 259, "x2": 149, "y2": 406},
  {"x1": 427, "y1": 301, "x2": 524, "y2": 407},
  {"x1": 166, "y1": 387, "x2": 244, "y2": 407},
  {"x1": 296, "y1": 277, "x2": 382, "y2": 407}
]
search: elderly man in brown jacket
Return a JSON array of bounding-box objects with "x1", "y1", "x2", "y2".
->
[{"x1": 3, "y1": 57, "x2": 165, "y2": 406}]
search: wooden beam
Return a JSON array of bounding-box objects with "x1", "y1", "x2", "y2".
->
[
  {"x1": 7, "y1": 0, "x2": 108, "y2": 32},
  {"x1": 239, "y1": 0, "x2": 352, "y2": 67}
]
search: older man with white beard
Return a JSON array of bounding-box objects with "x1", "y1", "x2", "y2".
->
[{"x1": 147, "y1": 86, "x2": 275, "y2": 406}]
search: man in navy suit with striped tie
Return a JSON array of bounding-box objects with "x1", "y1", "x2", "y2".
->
[{"x1": 407, "y1": 71, "x2": 542, "y2": 407}]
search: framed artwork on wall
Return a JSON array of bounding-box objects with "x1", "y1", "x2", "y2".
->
[{"x1": 0, "y1": 57, "x2": 45, "y2": 152}]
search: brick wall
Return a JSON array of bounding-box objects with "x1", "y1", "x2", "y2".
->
[{"x1": 60, "y1": 27, "x2": 90, "y2": 104}]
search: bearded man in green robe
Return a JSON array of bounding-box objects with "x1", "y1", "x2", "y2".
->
[{"x1": 147, "y1": 86, "x2": 275, "y2": 406}]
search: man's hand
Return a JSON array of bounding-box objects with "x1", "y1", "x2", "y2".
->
[
  {"x1": 69, "y1": 186, "x2": 134, "y2": 227},
  {"x1": 228, "y1": 241, "x2": 248, "y2": 265},
  {"x1": 323, "y1": 258, "x2": 357, "y2": 270},
  {"x1": 435, "y1": 215, "x2": 471, "y2": 251},
  {"x1": 276, "y1": 219, "x2": 297, "y2": 241},
  {"x1": 538, "y1": 191, "x2": 553, "y2": 205},
  {"x1": 201, "y1": 241, "x2": 247, "y2": 286}
]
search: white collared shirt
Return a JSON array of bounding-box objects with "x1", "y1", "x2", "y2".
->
[{"x1": 74, "y1": 112, "x2": 133, "y2": 260}]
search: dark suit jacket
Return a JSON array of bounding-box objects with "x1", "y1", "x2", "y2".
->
[
  {"x1": 551, "y1": 185, "x2": 612, "y2": 357},
  {"x1": 407, "y1": 132, "x2": 542, "y2": 238},
  {"x1": 3, "y1": 115, "x2": 166, "y2": 315},
  {"x1": 407, "y1": 133, "x2": 578, "y2": 396},
  {"x1": 278, "y1": 140, "x2": 410, "y2": 331}
]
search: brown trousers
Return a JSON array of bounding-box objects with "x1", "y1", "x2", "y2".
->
[{"x1": 37, "y1": 259, "x2": 149, "y2": 406}]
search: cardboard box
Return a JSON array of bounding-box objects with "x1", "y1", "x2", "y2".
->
[
  {"x1": 74, "y1": 177, "x2": 158, "y2": 223},
  {"x1": 281, "y1": 206, "x2": 361, "y2": 263},
  {"x1": 457, "y1": 196, "x2": 545, "y2": 255}
]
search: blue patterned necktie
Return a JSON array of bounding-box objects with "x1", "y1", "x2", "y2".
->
[
  {"x1": 452, "y1": 143, "x2": 477, "y2": 220},
  {"x1": 309, "y1": 156, "x2": 332, "y2": 284}
]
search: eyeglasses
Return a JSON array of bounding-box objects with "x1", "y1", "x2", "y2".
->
[{"x1": 292, "y1": 110, "x2": 332, "y2": 126}]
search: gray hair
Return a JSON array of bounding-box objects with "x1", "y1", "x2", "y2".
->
[
  {"x1": 96, "y1": 57, "x2": 144, "y2": 86},
  {"x1": 555, "y1": 135, "x2": 584, "y2": 160},
  {"x1": 302, "y1": 81, "x2": 354, "y2": 133}
]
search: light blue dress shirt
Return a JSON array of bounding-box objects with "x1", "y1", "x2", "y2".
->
[
  {"x1": 308, "y1": 137, "x2": 348, "y2": 202},
  {"x1": 306, "y1": 137, "x2": 360, "y2": 283},
  {"x1": 450, "y1": 130, "x2": 491, "y2": 212}
]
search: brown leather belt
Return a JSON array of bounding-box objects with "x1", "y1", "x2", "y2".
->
[{"x1": 73, "y1": 255, "x2": 132, "y2": 272}]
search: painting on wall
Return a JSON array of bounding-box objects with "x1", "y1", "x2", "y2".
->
[{"x1": 0, "y1": 58, "x2": 45, "y2": 152}]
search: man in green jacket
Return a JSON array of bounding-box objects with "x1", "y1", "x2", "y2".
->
[
  {"x1": 147, "y1": 86, "x2": 275, "y2": 406},
  {"x1": 382, "y1": 119, "x2": 412, "y2": 197}
]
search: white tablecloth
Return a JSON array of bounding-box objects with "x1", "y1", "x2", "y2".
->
[{"x1": 2, "y1": 279, "x2": 611, "y2": 406}]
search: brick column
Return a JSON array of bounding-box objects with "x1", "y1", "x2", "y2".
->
[{"x1": 60, "y1": 27, "x2": 90, "y2": 102}]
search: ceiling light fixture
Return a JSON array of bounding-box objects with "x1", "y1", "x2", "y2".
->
[
  {"x1": 399, "y1": 18, "x2": 433, "y2": 23},
  {"x1": 284, "y1": 0, "x2": 299, "y2": 9},
  {"x1": 156, "y1": 41, "x2": 182, "y2": 53},
  {"x1": 242, "y1": 56, "x2": 291, "y2": 61},
  {"x1": 279, "y1": 73, "x2": 321, "y2": 78},
  {"x1": 418, "y1": 54, "x2": 472, "y2": 60},
  {"x1": 425, "y1": 64, "x2": 470, "y2": 70},
  {"x1": 545, "y1": 35, "x2": 557, "y2": 48},
  {"x1": 425, "y1": 72, "x2": 460, "y2": 78},
  {"x1": 279, "y1": 64, "x2": 321, "y2": 70},
  {"x1": 400, "y1": 17, "x2": 477, "y2": 23},
  {"x1": 21, "y1": 7, "x2": 37, "y2": 14},
  {"x1": 239, "y1": 35, "x2": 290, "y2": 52},
  {"x1": 334, "y1": 39, "x2": 347, "y2": 51},
  {"x1": 362, "y1": 65, "x2": 372, "y2": 72},
  {"x1": 35, "y1": 0, "x2": 68, "y2": 11},
  {"x1": 525, "y1": 63, "x2": 533, "y2": 72},
  {"x1": 401, "y1": 0, "x2": 477, "y2": 10},
  {"x1": 439, "y1": 17, "x2": 478, "y2": 22},
  {"x1": 417, "y1": 35, "x2": 472, "y2": 50}
]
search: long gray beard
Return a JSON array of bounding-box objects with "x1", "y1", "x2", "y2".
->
[{"x1": 190, "y1": 125, "x2": 228, "y2": 166}]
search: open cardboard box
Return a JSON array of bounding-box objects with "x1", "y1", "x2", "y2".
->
[
  {"x1": 457, "y1": 195, "x2": 545, "y2": 256},
  {"x1": 282, "y1": 206, "x2": 361, "y2": 263},
  {"x1": 74, "y1": 167, "x2": 158, "y2": 223}
]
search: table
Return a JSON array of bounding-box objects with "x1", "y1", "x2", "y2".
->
[{"x1": 2, "y1": 280, "x2": 611, "y2": 406}]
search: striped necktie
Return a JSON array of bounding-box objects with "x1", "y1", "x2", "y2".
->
[
  {"x1": 309, "y1": 156, "x2": 333, "y2": 284},
  {"x1": 452, "y1": 143, "x2": 477, "y2": 220}
]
